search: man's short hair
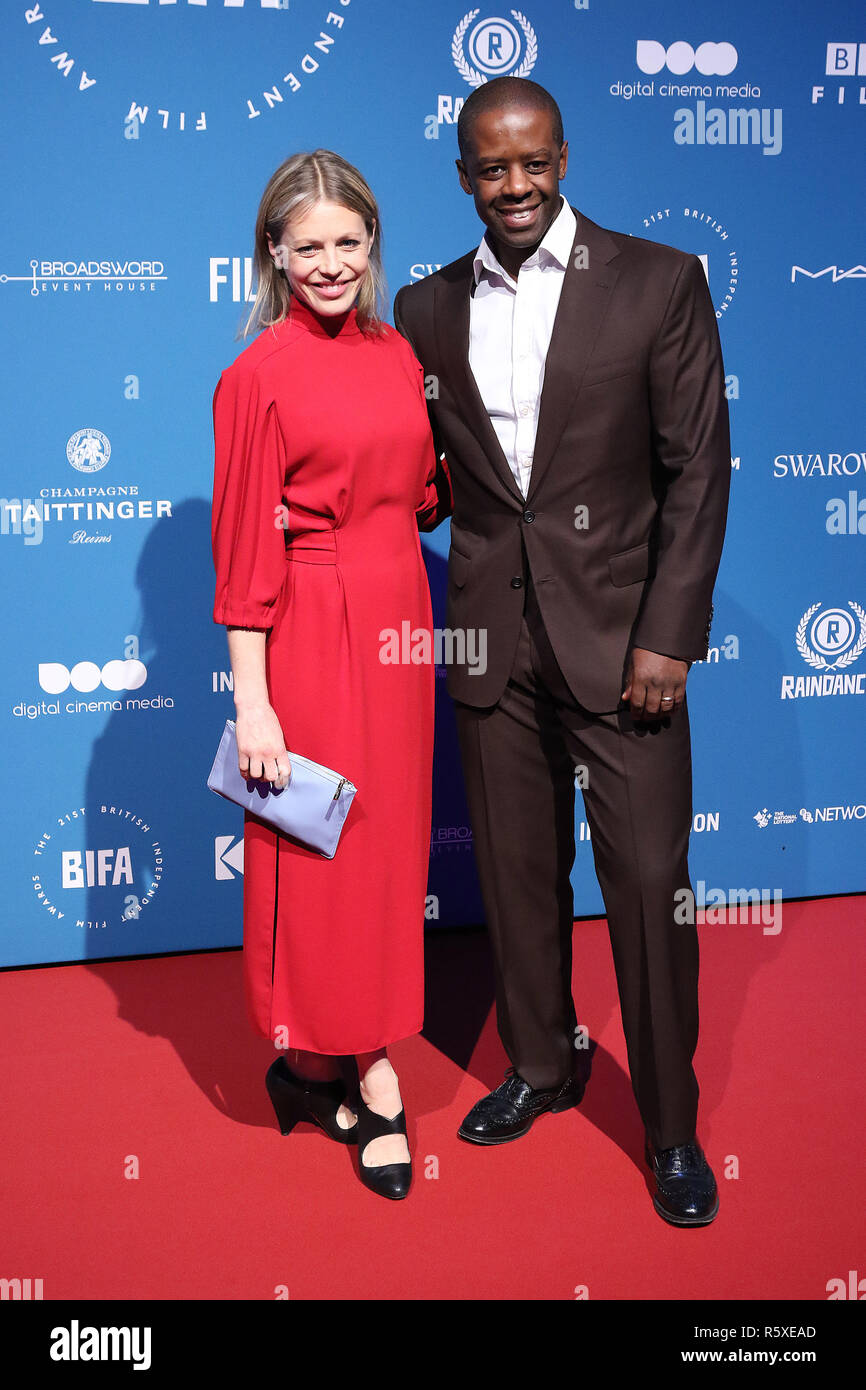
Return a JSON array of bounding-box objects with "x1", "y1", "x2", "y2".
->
[{"x1": 457, "y1": 77, "x2": 564, "y2": 165}]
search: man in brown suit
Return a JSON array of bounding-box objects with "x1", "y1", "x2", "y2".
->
[{"x1": 393, "y1": 77, "x2": 730, "y2": 1224}]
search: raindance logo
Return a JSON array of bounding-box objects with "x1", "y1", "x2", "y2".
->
[
  {"x1": 432, "y1": 9, "x2": 537, "y2": 130},
  {"x1": 453, "y1": 10, "x2": 538, "y2": 86},
  {"x1": 780, "y1": 602, "x2": 866, "y2": 699},
  {"x1": 636, "y1": 204, "x2": 739, "y2": 318},
  {"x1": 19, "y1": 1, "x2": 354, "y2": 136},
  {"x1": 67, "y1": 428, "x2": 110, "y2": 474},
  {"x1": 32, "y1": 804, "x2": 163, "y2": 930}
]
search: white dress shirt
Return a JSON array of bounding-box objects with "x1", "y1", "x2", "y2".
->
[{"x1": 468, "y1": 196, "x2": 577, "y2": 498}]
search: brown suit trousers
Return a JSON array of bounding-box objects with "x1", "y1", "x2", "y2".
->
[{"x1": 454, "y1": 569, "x2": 700, "y2": 1151}]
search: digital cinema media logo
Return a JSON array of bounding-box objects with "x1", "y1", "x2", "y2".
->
[
  {"x1": 780, "y1": 602, "x2": 866, "y2": 700},
  {"x1": 608, "y1": 39, "x2": 781, "y2": 154},
  {"x1": 32, "y1": 805, "x2": 163, "y2": 930},
  {"x1": 20, "y1": 0, "x2": 353, "y2": 136}
]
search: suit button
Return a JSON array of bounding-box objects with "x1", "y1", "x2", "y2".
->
[
  {"x1": 523, "y1": 509, "x2": 535, "y2": 523},
  {"x1": 510, "y1": 577, "x2": 523, "y2": 589}
]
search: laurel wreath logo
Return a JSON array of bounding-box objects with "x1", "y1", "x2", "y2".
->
[
  {"x1": 453, "y1": 9, "x2": 538, "y2": 88},
  {"x1": 795, "y1": 601, "x2": 866, "y2": 671}
]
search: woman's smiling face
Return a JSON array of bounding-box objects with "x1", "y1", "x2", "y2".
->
[{"x1": 267, "y1": 200, "x2": 375, "y2": 317}]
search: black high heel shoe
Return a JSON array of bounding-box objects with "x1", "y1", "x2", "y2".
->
[
  {"x1": 355, "y1": 1090, "x2": 412, "y2": 1200},
  {"x1": 265, "y1": 1056, "x2": 358, "y2": 1144}
]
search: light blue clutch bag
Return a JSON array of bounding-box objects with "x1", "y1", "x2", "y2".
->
[{"x1": 207, "y1": 719, "x2": 357, "y2": 859}]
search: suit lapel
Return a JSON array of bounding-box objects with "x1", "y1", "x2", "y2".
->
[
  {"x1": 525, "y1": 210, "x2": 621, "y2": 504},
  {"x1": 434, "y1": 254, "x2": 524, "y2": 503},
  {"x1": 434, "y1": 207, "x2": 622, "y2": 506}
]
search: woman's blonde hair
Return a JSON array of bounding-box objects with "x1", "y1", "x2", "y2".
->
[{"x1": 240, "y1": 149, "x2": 387, "y2": 340}]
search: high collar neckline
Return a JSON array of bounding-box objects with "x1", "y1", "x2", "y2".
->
[{"x1": 284, "y1": 291, "x2": 362, "y2": 338}]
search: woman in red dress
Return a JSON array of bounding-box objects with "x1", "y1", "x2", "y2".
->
[{"x1": 211, "y1": 150, "x2": 450, "y2": 1199}]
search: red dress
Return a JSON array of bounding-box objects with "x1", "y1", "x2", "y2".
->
[{"x1": 211, "y1": 294, "x2": 447, "y2": 1054}]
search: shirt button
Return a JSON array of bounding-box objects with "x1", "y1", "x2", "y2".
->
[
  {"x1": 523, "y1": 509, "x2": 535, "y2": 523},
  {"x1": 519, "y1": 404, "x2": 531, "y2": 417},
  {"x1": 510, "y1": 576, "x2": 523, "y2": 589}
]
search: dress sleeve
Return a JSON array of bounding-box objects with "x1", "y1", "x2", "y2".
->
[
  {"x1": 392, "y1": 328, "x2": 453, "y2": 531},
  {"x1": 416, "y1": 442, "x2": 453, "y2": 532},
  {"x1": 211, "y1": 365, "x2": 287, "y2": 628}
]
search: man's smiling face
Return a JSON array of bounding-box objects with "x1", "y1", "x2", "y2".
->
[{"x1": 456, "y1": 104, "x2": 568, "y2": 273}]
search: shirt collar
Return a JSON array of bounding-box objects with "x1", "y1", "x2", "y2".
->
[{"x1": 472, "y1": 196, "x2": 576, "y2": 286}]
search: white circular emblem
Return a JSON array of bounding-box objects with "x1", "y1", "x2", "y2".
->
[
  {"x1": 453, "y1": 10, "x2": 538, "y2": 87},
  {"x1": 468, "y1": 18, "x2": 521, "y2": 75},
  {"x1": 67, "y1": 427, "x2": 111, "y2": 474},
  {"x1": 796, "y1": 602, "x2": 866, "y2": 671}
]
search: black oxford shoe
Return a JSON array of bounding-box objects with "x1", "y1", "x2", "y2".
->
[
  {"x1": 645, "y1": 1136, "x2": 719, "y2": 1226},
  {"x1": 457, "y1": 1067, "x2": 584, "y2": 1145}
]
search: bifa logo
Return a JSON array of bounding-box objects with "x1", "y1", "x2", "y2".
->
[
  {"x1": 39, "y1": 660, "x2": 147, "y2": 694},
  {"x1": 62, "y1": 849, "x2": 134, "y2": 889}
]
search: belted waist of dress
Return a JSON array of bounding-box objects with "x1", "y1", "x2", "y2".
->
[{"x1": 284, "y1": 531, "x2": 337, "y2": 564}]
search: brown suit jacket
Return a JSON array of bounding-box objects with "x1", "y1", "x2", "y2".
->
[{"x1": 393, "y1": 205, "x2": 731, "y2": 712}]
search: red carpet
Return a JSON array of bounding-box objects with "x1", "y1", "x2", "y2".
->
[{"x1": 0, "y1": 896, "x2": 863, "y2": 1300}]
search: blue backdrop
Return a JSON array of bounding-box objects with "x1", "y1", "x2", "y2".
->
[{"x1": 1, "y1": 0, "x2": 863, "y2": 968}]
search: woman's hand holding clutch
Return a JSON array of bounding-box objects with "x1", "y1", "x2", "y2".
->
[{"x1": 235, "y1": 702, "x2": 291, "y2": 789}]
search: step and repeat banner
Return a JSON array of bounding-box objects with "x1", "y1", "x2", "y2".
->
[{"x1": 1, "y1": 1, "x2": 863, "y2": 967}]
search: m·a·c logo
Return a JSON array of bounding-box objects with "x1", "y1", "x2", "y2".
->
[{"x1": 790, "y1": 264, "x2": 866, "y2": 283}]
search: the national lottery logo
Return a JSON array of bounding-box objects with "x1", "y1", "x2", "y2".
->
[
  {"x1": 67, "y1": 428, "x2": 110, "y2": 474},
  {"x1": 780, "y1": 602, "x2": 866, "y2": 699},
  {"x1": 452, "y1": 10, "x2": 538, "y2": 87},
  {"x1": 31, "y1": 804, "x2": 163, "y2": 930}
]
